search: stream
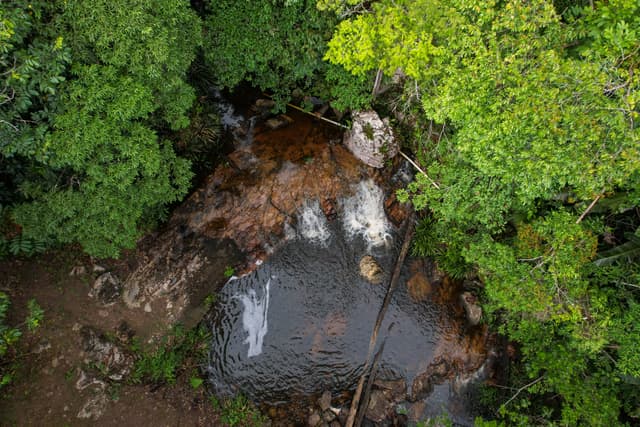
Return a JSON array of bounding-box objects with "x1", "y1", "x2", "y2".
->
[{"x1": 163, "y1": 92, "x2": 491, "y2": 425}]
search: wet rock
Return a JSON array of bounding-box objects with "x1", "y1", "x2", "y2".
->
[
  {"x1": 323, "y1": 410, "x2": 336, "y2": 422},
  {"x1": 408, "y1": 401, "x2": 427, "y2": 422},
  {"x1": 80, "y1": 326, "x2": 133, "y2": 381},
  {"x1": 461, "y1": 292, "x2": 482, "y2": 326},
  {"x1": 254, "y1": 98, "x2": 276, "y2": 110},
  {"x1": 318, "y1": 390, "x2": 332, "y2": 412},
  {"x1": 89, "y1": 272, "x2": 122, "y2": 305},
  {"x1": 384, "y1": 192, "x2": 409, "y2": 227},
  {"x1": 410, "y1": 359, "x2": 451, "y2": 401},
  {"x1": 374, "y1": 378, "x2": 407, "y2": 402},
  {"x1": 359, "y1": 255, "x2": 384, "y2": 284},
  {"x1": 365, "y1": 389, "x2": 395, "y2": 423},
  {"x1": 308, "y1": 411, "x2": 322, "y2": 426},
  {"x1": 265, "y1": 115, "x2": 293, "y2": 130},
  {"x1": 123, "y1": 111, "x2": 363, "y2": 332},
  {"x1": 407, "y1": 271, "x2": 432, "y2": 302},
  {"x1": 77, "y1": 392, "x2": 108, "y2": 420},
  {"x1": 343, "y1": 110, "x2": 398, "y2": 168}
]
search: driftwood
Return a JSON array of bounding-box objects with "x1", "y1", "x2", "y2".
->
[
  {"x1": 345, "y1": 213, "x2": 416, "y2": 427},
  {"x1": 355, "y1": 339, "x2": 387, "y2": 427}
]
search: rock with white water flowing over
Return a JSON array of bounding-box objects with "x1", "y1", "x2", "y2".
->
[{"x1": 343, "y1": 110, "x2": 398, "y2": 168}]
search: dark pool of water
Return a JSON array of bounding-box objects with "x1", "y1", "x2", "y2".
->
[{"x1": 206, "y1": 217, "x2": 455, "y2": 405}]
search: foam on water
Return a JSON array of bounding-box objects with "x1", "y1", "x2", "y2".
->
[
  {"x1": 236, "y1": 278, "x2": 271, "y2": 357},
  {"x1": 297, "y1": 200, "x2": 331, "y2": 244},
  {"x1": 342, "y1": 179, "x2": 392, "y2": 248}
]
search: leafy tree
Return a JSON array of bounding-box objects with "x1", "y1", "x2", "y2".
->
[
  {"x1": 203, "y1": 0, "x2": 370, "y2": 110},
  {"x1": 1, "y1": 0, "x2": 201, "y2": 258},
  {"x1": 326, "y1": 0, "x2": 640, "y2": 423}
]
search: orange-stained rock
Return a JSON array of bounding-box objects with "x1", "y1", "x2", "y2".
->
[{"x1": 123, "y1": 110, "x2": 368, "y2": 326}]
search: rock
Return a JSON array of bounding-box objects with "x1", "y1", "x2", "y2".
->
[
  {"x1": 308, "y1": 412, "x2": 322, "y2": 427},
  {"x1": 330, "y1": 421, "x2": 341, "y2": 427},
  {"x1": 254, "y1": 98, "x2": 276, "y2": 110},
  {"x1": 69, "y1": 265, "x2": 87, "y2": 276},
  {"x1": 384, "y1": 192, "x2": 408, "y2": 227},
  {"x1": 144, "y1": 302, "x2": 152, "y2": 313},
  {"x1": 89, "y1": 272, "x2": 122, "y2": 305},
  {"x1": 323, "y1": 411, "x2": 336, "y2": 422},
  {"x1": 318, "y1": 390, "x2": 332, "y2": 412},
  {"x1": 461, "y1": 292, "x2": 482, "y2": 326},
  {"x1": 34, "y1": 339, "x2": 51, "y2": 354},
  {"x1": 343, "y1": 110, "x2": 398, "y2": 168},
  {"x1": 408, "y1": 401, "x2": 427, "y2": 422},
  {"x1": 410, "y1": 359, "x2": 451, "y2": 401},
  {"x1": 80, "y1": 326, "x2": 133, "y2": 381},
  {"x1": 75, "y1": 369, "x2": 106, "y2": 392},
  {"x1": 365, "y1": 389, "x2": 394, "y2": 423},
  {"x1": 374, "y1": 378, "x2": 407, "y2": 402},
  {"x1": 122, "y1": 111, "x2": 363, "y2": 332},
  {"x1": 92, "y1": 264, "x2": 106, "y2": 274},
  {"x1": 265, "y1": 115, "x2": 293, "y2": 130},
  {"x1": 77, "y1": 392, "x2": 108, "y2": 420},
  {"x1": 407, "y1": 271, "x2": 432, "y2": 302},
  {"x1": 359, "y1": 255, "x2": 384, "y2": 284}
]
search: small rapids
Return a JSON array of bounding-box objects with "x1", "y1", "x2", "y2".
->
[{"x1": 206, "y1": 181, "x2": 452, "y2": 404}]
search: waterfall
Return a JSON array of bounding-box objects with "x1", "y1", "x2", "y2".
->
[
  {"x1": 342, "y1": 179, "x2": 392, "y2": 248},
  {"x1": 297, "y1": 200, "x2": 331, "y2": 245},
  {"x1": 237, "y1": 278, "x2": 271, "y2": 357}
]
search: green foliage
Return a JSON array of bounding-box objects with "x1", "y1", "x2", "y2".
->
[
  {"x1": 0, "y1": 293, "x2": 43, "y2": 391},
  {"x1": 223, "y1": 266, "x2": 235, "y2": 278},
  {"x1": 213, "y1": 394, "x2": 266, "y2": 427},
  {"x1": 129, "y1": 324, "x2": 210, "y2": 385},
  {"x1": 327, "y1": 0, "x2": 640, "y2": 423},
  {"x1": 1, "y1": 0, "x2": 201, "y2": 258},
  {"x1": 204, "y1": 0, "x2": 359, "y2": 110}
]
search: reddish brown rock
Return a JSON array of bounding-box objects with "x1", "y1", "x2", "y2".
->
[{"x1": 123, "y1": 111, "x2": 367, "y2": 328}]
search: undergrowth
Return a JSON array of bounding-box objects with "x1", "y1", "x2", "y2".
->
[{"x1": 129, "y1": 324, "x2": 210, "y2": 385}]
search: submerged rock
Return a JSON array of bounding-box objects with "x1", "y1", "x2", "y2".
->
[
  {"x1": 407, "y1": 271, "x2": 432, "y2": 302},
  {"x1": 365, "y1": 389, "x2": 395, "y2": 423},
  {"x1": 359, "y1": 255, "x2": 384, "y2": 284},
  {"x1": 343, "y1": 110, "x2": 398, "y2": 168}
]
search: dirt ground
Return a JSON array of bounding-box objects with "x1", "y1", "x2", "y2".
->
[{"x1": 0, "y1": 248, "x2": 222, "y2": 427}]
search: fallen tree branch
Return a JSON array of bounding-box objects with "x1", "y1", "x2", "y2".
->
[
  {"x1": 501, "y1": 375, "x2": 545, "y2": 411},
  {"x1": 576, "y1": 193, "x2": 603, "y2": 224},
  {"x1": 345, "y1": 213, "x2": 415, "y2": 427},
  {"x1": 398, "y1": 151, "x2": 440, "y2": 189}
]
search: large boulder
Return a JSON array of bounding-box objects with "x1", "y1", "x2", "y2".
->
[{"x1": 343, "y1": 110, "x2": 398, "y2": 168}]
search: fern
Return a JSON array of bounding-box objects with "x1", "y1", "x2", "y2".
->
[
  {"x1": 8, "y1": 235, "x2": 46, "y2": 257},
  {"x1": 594, "y1": 234, "x2": 640, "y2": 267}
]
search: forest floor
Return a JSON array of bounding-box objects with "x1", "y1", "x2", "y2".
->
[{"x1": 0, "y1": 247, "x2": 221, "y2": 427}]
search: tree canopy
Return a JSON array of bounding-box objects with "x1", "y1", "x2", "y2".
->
[{"x1": 327, "y1": 0, "x2": 640, "y2": 423}]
